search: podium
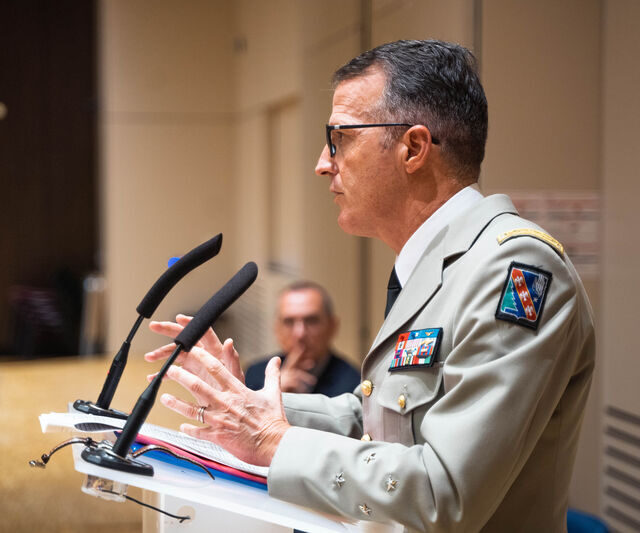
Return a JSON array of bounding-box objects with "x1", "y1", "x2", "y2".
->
[
  {"x1": 71, "y1": 441, "x2": 400, "y2": 533},
  {"x1": 16, "y1": 354, "x2": 400, "y2": 533}
]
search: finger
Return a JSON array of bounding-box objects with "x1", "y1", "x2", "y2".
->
[
  {"x1": 165, "y1": 365, "x2": 220, "y2": 406},
  {"x1": 220, "y1": 338, "x2": 244, "y2": 381},
  {"x1": 283, "y1": 346, "x2": 305, "y2": 369},
  {"x1": 174, "y1": 347, "x2": 227, "y2": 390},
  {"x1": 159, "y1": 393, "x2": 205, "y2": 423},
  {"x1": 180, "y1": 423, "x2": 211, "y2": 440},
  {"x1": 298, "y1": 358, "x2": 316, "y2": 371},
  {"x1": 146, "y1": 369, "x2": 182, "y2": 382},
  {"x1": 280, "y1": 369, "x2": 316, "y2": 392},
  {"x1": 169, "y1": 349, "x2": 243, "y2": 398},
  {"x1": 144, "y1": 342, "x2": 177, "y2": 362},
  {"x1": 152, "y1": 317, "x2": 204, "y2": 348},
  {"x1": 263, "y1": 356, "x2": 283, "y2": 397},
  {"x1": 149, "y1": 320, "x2": 185, "y2": 338},
  {"x1": 145, "y1": 344, "x2": 194, "y2": 367},
  {"x1": 177, "y1": 314, "x2": 222, "y2": 353},
  {"x1": 293, "y1": 370, "x2": 318, "y2": 388},
  {"x1": 183, "y1": 346, "x2": 242, "y2": 391}
]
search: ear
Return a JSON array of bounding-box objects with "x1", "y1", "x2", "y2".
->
[{"x1": 400, "y1": 125, "x2": 434, "y2": 174}]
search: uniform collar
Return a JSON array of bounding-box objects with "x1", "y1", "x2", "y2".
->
[
  {"x1": 394, "y1": 186, "x2": 484, "y2": 286},
  {"x1": 368, "y1": 194, "x2": 519, "y2": 356}
]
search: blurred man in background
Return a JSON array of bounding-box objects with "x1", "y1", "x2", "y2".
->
[{"x1": 244, "y1": 281, "x2": 359, "y2": 396}]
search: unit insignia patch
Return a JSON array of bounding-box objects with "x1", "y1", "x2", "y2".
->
[{"x1": 496, "y1": 261, "x2": 552, "y2": 330}]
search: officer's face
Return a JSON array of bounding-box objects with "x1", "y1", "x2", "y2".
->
[
  {"x1": 274, "y1": 289, "x2": 337, "y2": 363},
  {"x1": 315, "y1": 68, "x2": 403, "y2": 240}
]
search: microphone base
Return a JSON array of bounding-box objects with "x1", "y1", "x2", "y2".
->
[
  {"x1": 73, "y1": 399, "x2": 129, "y2": 420},
  {"x1": 81, "y1": 443, "x2": 154, "y2": 476}
]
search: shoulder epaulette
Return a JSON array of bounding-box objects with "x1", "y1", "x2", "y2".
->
[{"x1": 496, "y1": 229, "x2": 564, "y2": 257}]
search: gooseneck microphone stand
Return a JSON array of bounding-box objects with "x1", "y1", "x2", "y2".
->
[
  {"x1": 73, "y1": 234, "x2": 223, "y2": 419},
  {"x1": 81, "y1": 262, "x2": 258, "y2": 477}
]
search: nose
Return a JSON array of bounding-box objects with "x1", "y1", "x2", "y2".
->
[
  {"x1": 292, "y1": 319, "x2": 307, "y2": 339},
  {"x1": 315, "y1": 145, "x2": 336, "y2": 177}
]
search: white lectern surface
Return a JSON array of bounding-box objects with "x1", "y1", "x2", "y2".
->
[{"x1": 72, "y1": 444, "x2": 399, "y2": 533}]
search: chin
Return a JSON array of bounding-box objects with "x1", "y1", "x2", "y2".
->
[{"x1": 337, "y1": 211, "x2": 372, "y2": 238}]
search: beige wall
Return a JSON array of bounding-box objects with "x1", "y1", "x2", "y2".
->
[
  {"x1": 602, "y1": 0, "x2": 640, "y2": 417},
  {"x1": 601, "y1": 1, "x2": 640, "y2": 528},
  {"x1": 482, "y1": 1, "x2": 602, "y2": 193},
  {"x1": 299, "y1": 1, "x2": 362, "y2": 362},
  {"x1": 101, "y1": 0, "x2": 236, "y2": 352},
  {"x1": 481, "y1": 0, "x2": 604, "y2": 512},
  {"x1": 99, "y1": 0, "x2": 640, "y2": 522}
]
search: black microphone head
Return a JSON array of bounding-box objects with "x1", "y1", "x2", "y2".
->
[
  {"x1": 136, "y1": 234, "x2": 223, "y2": 318},
  {"x1": 175, "y1": 261, "x2": 258, "y2": 352}
]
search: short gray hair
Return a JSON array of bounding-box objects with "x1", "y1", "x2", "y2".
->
[
  {"x1": 278, "y1": 280, "x2": 335, "y2": 317},
  {"x1": 333, "y1": 39, "x2": 488, "y2": 183}
]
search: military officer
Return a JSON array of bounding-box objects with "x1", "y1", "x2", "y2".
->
[{"x1": 146, "y1": 40, "x2": 595, "y2": 532}]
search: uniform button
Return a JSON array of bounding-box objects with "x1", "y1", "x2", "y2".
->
[
  {"x1": 361, "y1": 380, "x2": 373, "y2": 396},
  {"x1": 361, "y1": 433, "x2": 372, "y2": 441},
  {"x1": 397, "y1": 394, "x2": 406, "y2": 409}
]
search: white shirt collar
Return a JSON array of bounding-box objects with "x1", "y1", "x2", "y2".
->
[{"x1": 394, "y1": 186, "x2": 484, "y2": 286}]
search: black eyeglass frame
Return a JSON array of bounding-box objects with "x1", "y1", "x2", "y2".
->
[{"x1": 325, "y1": 123, "x2": 439, "y2": 157}]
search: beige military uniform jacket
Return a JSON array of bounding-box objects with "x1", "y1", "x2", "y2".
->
[{"x1": 268, "y1": 194, "x2": 595, "y2": 533}]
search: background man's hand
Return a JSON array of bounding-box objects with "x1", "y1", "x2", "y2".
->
[{"x1": 279, "y1": 346, "x2": 318, "y2": 393}]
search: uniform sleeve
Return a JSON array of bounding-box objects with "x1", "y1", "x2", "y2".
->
[
  {"x1": 283, "y1": 391, "x2": 363, "y2": 438},
  {"x1": 268, "y1": 237, "x2": 594, "y2": 532}
]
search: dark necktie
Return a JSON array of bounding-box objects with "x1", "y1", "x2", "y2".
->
[{"x1": 384, "y1": 267, "x2": 402, "y2": 318}]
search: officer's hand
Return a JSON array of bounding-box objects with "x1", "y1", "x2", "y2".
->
[
  {"x1": 159, "y1": 353, "x2": 290, "y2": 467},
  {"x1": 145, "y1": 314, "x2": 245, "y2": 385}
]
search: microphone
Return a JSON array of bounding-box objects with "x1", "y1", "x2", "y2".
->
[
  {"x1": 81, "y1": 261, "x2": 258, "y2": 476},
  {"x1": 73, "y1": 233, "x2": 223, "y2": 419}
]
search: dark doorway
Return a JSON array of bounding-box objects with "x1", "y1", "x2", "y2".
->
[{"x1": 0, "y1": 0, "x2": 98, "y2": 357}]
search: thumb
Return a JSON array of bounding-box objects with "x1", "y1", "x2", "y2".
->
[{"x1": 263, "y1": 356, "x2": 283, "y2": 396}]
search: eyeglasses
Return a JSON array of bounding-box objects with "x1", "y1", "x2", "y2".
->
[{"x1": 325, "y1": 123, "x2": 439, "y2": 157}]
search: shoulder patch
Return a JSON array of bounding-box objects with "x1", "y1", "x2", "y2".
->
[
  {"x1": 496, "y1": 262, "x2": 552, "y2": 330},
  {"x1": 497, "y1": 229, "x2": 564, "y2": 257}
]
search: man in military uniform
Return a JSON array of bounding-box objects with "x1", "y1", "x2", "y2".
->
[{"x1": 146, "y1": 40, "x2": 594, "y2": 532}]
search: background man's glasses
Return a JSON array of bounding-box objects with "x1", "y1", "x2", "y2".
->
[{"x1": 325, "y1": 123, "x2": 439, "y2": 157}]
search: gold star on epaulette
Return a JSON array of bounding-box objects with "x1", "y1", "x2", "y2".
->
[
  {"x1": 364, "y1": 452, "x2": 376, "y2": 464},
  {"x1": 334, "y1": 472, "x2": 345, "y2": 488},
  {"x1": 385, "y1": 476, "x2": 398, "y2": 492}
]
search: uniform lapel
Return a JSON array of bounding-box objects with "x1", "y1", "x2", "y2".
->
[
  {"x1": 369, "y1": 231, "x2": 446, "y2": 354},
  {"x1": 366, "y1": 194, "x2": 518, "y2": 358}
]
